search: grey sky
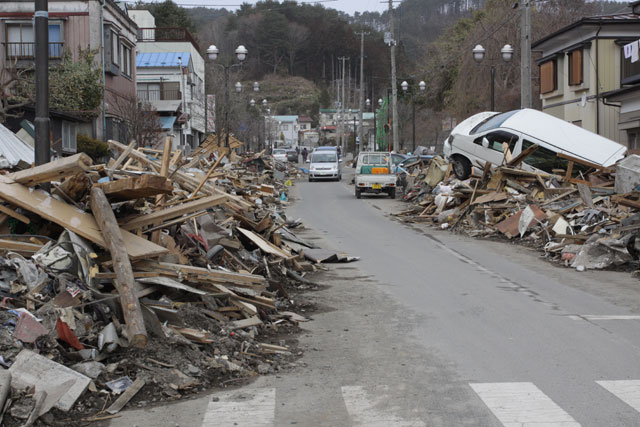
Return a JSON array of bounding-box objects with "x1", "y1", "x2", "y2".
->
[{"x1": 162, "y1": 1, "x2": 390, "y2": 16}]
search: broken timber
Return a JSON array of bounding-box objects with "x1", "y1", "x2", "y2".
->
[
  {"x1": 8, "y1": 153, "x2": 93, "y2": 186},
  {"x1": 91, "y1": 187, "x2": 148, "y2": 348},
  {"x1": 94, "y1": 175, "x2": 174, "y2": 202}
]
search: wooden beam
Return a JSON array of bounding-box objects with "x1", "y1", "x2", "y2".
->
[
  {"x1": 90, "y1": 187, "x2": 148, "y2": 348},
  {"x1": 0, "y1": 204, "x2": 29, "y2": 224},
  {"x1": 108, "y1": 141, "x2": 136, "y2": 178},
  {"x1": 507, "y1": 143, "x2": 538, "y2": 167},
  {"x1": 557, "y1": 152, "x2": 605, "y2": 170},
  {"x1": 119, "y1": 194, "x2": 227, "y2": 231},
  {"x1": 8, "y1": 153, "x2": 92, "y2": 186},
  {"x1": 0, "y1": 239, "x2": 42, "y2": 254},
  {"x1": 189, "y1": 148, "x2": 227, "y2": 199},
  {"x1": 93, "y1": 175, "x2": 173, "y2": 202}
]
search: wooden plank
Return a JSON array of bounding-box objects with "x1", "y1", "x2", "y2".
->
[
  {"x1": 108, "y1": 141, "x2": 136, "y2": 178},
  {"x1": 119, "y1": 194, "x2": 227, "y2": 231},
  {"x1": 189, "y1": 148, "x2": 227, "y2": 199},
  {"x1": 93, "y1": 175, "x2": 173, "y2": 202},
  {"x1": 0, "y1": 175, "x2": 168, "y2": 260},
  {"x1": 8, "y1": 153, "x2": 92, "y2": 186},
  {"x1": 236, "y1": 227, "x2": 291, "y2": 258},
  {"x1": 615, "y1": 196, "x2": 640, "y2": 210},
  {"x1": 505, "y1": 179, "x2": 532, "y2": 194},
  {"x1": 133, "y1": 260, "x2": 267, "y2": 289},
  {"x1": 0, "y1": 204, "x2": 29, "y2": 224},
  {"x1": 564, "y1": 160, "x2": 574, "y2": 181},
  {"x1": 142, "y1": 210, "x2": 208, "y2": 234},
  {"x1": 507, "y1": 144, "x2": 538, "y2": 167},
  {"x1": 90, "y1": 187, "x2": 148, "y2": 348},
  {"x1": 577, "y1": 183, "x2": 594, "y2": 208},
  {"x1": 106, "y1": 377, "x2": 145, "y2": 415},
  {"x1": 0, "y1": 239, "x2": 41, "y2": 254},
  {"x1": 541, "y1": 188, "x2": 577, "y2": 206},
  {"x1": 229, "y1": 316, "x2": 263, "y2": 330},
  {"x1": 557, "y1": 152, "x2": 606, "y2": 170}
]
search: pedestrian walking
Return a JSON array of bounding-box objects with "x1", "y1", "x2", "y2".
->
[{"x1": 302, "y1": 147, "x2": 308, "y2": 163}]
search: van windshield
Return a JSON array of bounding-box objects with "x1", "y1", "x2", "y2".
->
[
  {"x1": 470, "y1": 110, "x2": 519, "y2": 135},
  {"x1": 311, "y1": 153, "x2": 337, "y2": 163}
]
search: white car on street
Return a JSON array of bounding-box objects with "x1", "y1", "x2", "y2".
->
[
  {"x1": 443, "y1": 108, "x2": 627, "y2": 179},
  {"x1": 272, "y1": 148, "x2": 288, "y2": 162}
]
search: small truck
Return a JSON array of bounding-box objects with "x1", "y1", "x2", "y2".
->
[{"x1": 354, "y1": 152, "x2": 397, "y2": 199}]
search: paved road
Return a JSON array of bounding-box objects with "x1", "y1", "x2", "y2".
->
[{"x1": 111, "y1": 172, "x2": 640, "y2": 427}]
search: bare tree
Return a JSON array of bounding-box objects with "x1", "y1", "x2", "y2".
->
[
  {"x1": 0, "y1": 64, "x2": 32, "y2": 124},
  {"x1": 112, "y1": 95, "x2": 164, "y2": 147},
  {"x1": 286, "y1": 22, "x2": 310, "y2": 75}
]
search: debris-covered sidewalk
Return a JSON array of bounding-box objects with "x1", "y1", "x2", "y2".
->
[
  {"x1": 0, "y1": 135, "x2": 354, "y2": 426},
  {"x1": 395, "y1": 150, "x2": 640, "y2": 273}
]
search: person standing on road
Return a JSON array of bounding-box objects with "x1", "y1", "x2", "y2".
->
[
  {"x1": 302, "y1": 147, "x2": 308, "y2": 163},
  {"x1": 337, "y1": 146, "x2": 341, "y2": 158}
]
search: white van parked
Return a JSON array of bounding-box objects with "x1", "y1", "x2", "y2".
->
[{"x1": 443, "y1": 108, "x2": 627, "y2": 179}]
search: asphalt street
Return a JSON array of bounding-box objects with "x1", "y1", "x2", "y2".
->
[{"x1": 110, "y1": 168, "x2": 640, "y2": 427}]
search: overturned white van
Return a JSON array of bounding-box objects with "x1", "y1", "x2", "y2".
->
[{"x1": 443, "y1": 108, "x2": 627, "y2": 179}]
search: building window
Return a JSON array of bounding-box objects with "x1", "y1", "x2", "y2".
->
[
  {"x1": 568, "y1": 49, "x2": 583, "y2": 86},
  {"x1": 121, "y1": 44, "x2": 131, "y2": 77},
  {"x1": 282, "y1": 124, "x2": 289, "y2": 131},
  {"x1": 540, "y1": 60, "x2": 557, "y2": 94},
  {"x1": 62, "y1": 121, "x2": 78, "y2": 153},
  {"x1": 629, "y1": 129, "x2": 640, "y2": 151},
  {"x1": 6, "y1": 22, "x2": 62, "y2": 59},
  {"x1": 621, "y1": 46, "x2": 640, "y2": 85},
  {"x1": 111, "y1": 30, "x2": 119, "y2": 66}
]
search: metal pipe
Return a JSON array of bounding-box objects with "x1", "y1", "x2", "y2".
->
[
  {"x1": 34, "y1": 0, "x2": 50, "y2": 166},
  {"x1": 412, "y1": 96, "x2": 416, "y2": 152},
  {"x1": 224, "y1": 66, "x2": 230, "y2": 148},
  {"x1": 595, "y1": 25, "x2": 602, "y2": 135},
  {"x1": 100, "y1": 0, "x2": 106, "y2": 140}
]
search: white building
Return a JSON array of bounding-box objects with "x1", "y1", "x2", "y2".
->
[
  {"x1": 271, "y1": 115, "x2": 299, "y2": 147},
  {"x1": 128, "y1": 10, "x2": 205, "y2": 149}
]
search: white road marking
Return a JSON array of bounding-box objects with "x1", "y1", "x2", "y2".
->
[
  {"x1": 568, "y1": 315, "x2": 640, "y2": 321},
  {"x1": 201, "y1": 387, "x2": 276, "y2": 427},
  {"x1": 341, "y1": 385, "x2": 426, "y2": 427},
  {"x1": 469, "y1": 382, "x2": 581, "y2": 427},
  {"x1": 597, "y1": 380, "x2": 640, "y2": 412}
]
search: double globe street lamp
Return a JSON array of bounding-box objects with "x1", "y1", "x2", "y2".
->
[
  {"x1": 207, "y1": 44, "x2": 248, "y2": 148},
  {"x1": 472, "y1": 44, "x2": 514, "y2": 111},
  {"x1": 401, "y1": 80, "x2": 426, "y2": 152}
]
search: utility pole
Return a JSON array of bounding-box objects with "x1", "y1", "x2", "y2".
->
[
  {"x1": 389, "y1": 0, "x2": 399, "y2": 152},
  {"x1": 520, "y1": 0, "x2": 532, "y2": 108},
  {"x1": 357, "y1": 32, "x2": 367, "y2": 156},
  {"x1": 338, "y1": 56, "x2": 349, "y2": 152},
  {"x1": 34, "y1": 0, "x2": 50, "y2": 166}
]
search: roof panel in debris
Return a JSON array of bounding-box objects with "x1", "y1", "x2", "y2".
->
[{"x1": 0, "y1": 123, "x2": 34, "y2": 167}]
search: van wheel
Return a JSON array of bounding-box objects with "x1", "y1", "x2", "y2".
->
[
  {"x1": 355, "y1": 188, "x2": 362, "y2": 199},
  {"x1": 308, "y1": 176, "x2": 314, "y2": 182},
  {"x1": 452, "y1": 156, "x2": 471, "y2": 180},
  {"x1": 389, "y1": 188, "x2": 396, "y2": 199}
]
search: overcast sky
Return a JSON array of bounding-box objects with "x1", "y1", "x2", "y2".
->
[{"x1": 167, "y1": 1, "x2": 390, "y2": 16}]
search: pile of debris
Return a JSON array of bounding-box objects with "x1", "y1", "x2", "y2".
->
[
  {"x1": 396, "y1": 148, "x2": 640, "y2": 272},
  {"x1": 0, "y1": 135, "x2": 345, "y2": 425}
]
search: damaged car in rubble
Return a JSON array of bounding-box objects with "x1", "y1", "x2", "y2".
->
[{"x1": 443, "y1": 108, "x2": 627, "y2": 180}]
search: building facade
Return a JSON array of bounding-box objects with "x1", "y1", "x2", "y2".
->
[
  {"x1": 0, "y1": 0, "x2": 138, "y2": 147},
  {"x1": 271, "y1": 115, "x2": 299, "y2": 147},
  {"x1": 532, "y1": 8, "x2": 640, "y2": 147},
  {"x1": 128, "y1": 10, "x2": 205, "y2": 150}
]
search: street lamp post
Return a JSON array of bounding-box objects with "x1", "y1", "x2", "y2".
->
[
  {"x1": 401, "y1": 80, "x2": 426, "y2": 153},
  {"x1": 472, "y1": 44, "x2": 514, "y2": 111},
  {"x1": 207, "y1": 44, "x2": 248, "y2": 148},
  {"x1": 250, "y1": 97, "x2": 268, "y2": 151}
]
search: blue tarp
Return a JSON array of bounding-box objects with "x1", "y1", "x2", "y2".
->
[{"x1": 159, "y1": 116, "x2": 177, "y2": 130}]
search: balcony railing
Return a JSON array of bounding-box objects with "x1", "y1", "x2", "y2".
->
[
  {"x1": 4, "y1": 42, "x2": 64, "y2": 60},
  {"x1": 136, "y1": 27, "x2": 200, "y2": 51},
  {"x1": 137, "y1": 89, "x2": 182, "y2": 101}
]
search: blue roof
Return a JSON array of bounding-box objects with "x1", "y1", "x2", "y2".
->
[
  {"x1": 159, "y1": 116, "x2": 177, "y2": 130},
  {"x1": 137, "y1": 52, "x2": 191, "y2": 68}
]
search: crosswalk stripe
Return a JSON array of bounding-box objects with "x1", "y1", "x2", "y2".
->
[
  {"x1": 597, "y1": 380, "x2": 640, "y2": 412},
  {"x1": 469, "y1": 382, "x2": 581, "y2": 427},
  {"x1": 201, "y1": 387, "x2": 276, "y2": 427},
  {"x1": 341, "y1": 385, "x2": 426, "y2": 427}
]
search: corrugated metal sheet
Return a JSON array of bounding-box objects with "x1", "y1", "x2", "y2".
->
[
  {"x1": 0, "y1": 123, "x2": 34, "y2": 167},
  {"x1": 136, "y1": 52, "x2": 190, "y2": 68}
]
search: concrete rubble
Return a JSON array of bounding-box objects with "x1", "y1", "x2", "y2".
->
[
  {"x1": 395, "y1": 149, "x2": 640, "y2": 273},
  {"x1": 0, "y1": 134, "x2": 340, "y2": 425}
]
